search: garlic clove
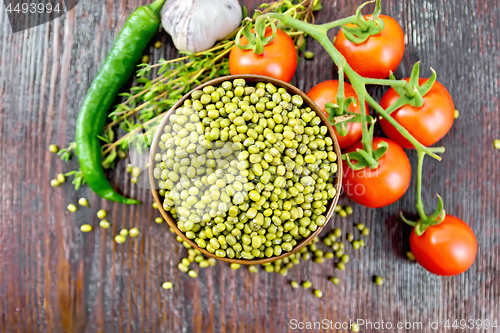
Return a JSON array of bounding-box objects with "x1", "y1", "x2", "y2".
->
[{"x1": 161, "y1": 0, "x2": 242, "y2": 53}]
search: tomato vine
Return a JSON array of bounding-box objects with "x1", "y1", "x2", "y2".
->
[{"x1": 239, "y1": 0, "x2": 469, "y2": 242}]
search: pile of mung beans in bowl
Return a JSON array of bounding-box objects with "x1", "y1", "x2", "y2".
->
[{"x1": 149, "y1": 75, "x2": 342, "y2": 264}]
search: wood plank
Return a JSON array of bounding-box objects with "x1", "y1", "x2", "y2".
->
[{"x1": 0, "y1": 0, "x2": 498, "y2": 332}]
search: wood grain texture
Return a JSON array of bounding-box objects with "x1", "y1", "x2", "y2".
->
[{"x1": 0, "y1": 0, "x2": 499, "y2": 332}]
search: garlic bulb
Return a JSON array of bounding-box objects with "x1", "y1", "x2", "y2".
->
[{"x1": 161, "y1": 0, "x2": 242, "y2": 53}]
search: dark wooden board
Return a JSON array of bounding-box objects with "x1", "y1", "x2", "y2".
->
[{"x1": 0, "y1": 0, "x2": 499, "y2": 332}]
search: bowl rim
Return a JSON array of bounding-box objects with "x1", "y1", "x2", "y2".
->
[{"x1": 149, "y1": 74, "x2": 343, "y2": 265}]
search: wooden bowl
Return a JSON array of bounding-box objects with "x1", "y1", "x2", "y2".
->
[{"x1": 149, "y1": 75, "x2": 343, "y2": 265}]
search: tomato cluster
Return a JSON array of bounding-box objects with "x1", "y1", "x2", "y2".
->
[{"x1": 229, "y1": 13, "x2": 476, "y2": 276}]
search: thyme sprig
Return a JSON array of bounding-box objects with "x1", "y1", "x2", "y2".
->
[{"x1": 59, "y1": 0, "x2": 321, "y2": 190}]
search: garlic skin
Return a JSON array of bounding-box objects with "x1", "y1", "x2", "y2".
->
[{"x1": 161, "y1": 0, "x2": 242, "y2": 53}]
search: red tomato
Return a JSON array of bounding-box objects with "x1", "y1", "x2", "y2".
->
[
  {"x1": 334, "y1": 15, "x2": 405, "y2": 79},
  {"x1": 342, "y1": 137, "x2": 411, "y2": 208},
  {"x1": 229, "y1": 28, "x2": 297, "y2": 82},
  {"x1": 307, "y1": 80, "x2": 368, "y2": 150},
  {"x1": 380, "y1": 79, "x2": 455, "y2": 149},
  {"x1": 410, "y1": 215, "x2": 477, "y2": 276}
]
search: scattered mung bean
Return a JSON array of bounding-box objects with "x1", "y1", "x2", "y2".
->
[
  {"x1": 57, "y1": 174, "x2": 66, "y2": 183},
  {"x1": 162, "y1": 282, "x2": 173, "y2": 289},
  {"x1": 97, "y1": 209, "x2": 107, "y2": 219},
  {"x1": 78, "y1": 198, "x2": 89, "y2": 207},
  {"x1": 375, "y1": 276, "x2": 384, "y2": 286},
  {"x1": 329, "y1": 277, "x2": 340, "y2": 285},
  {"x1": 80, "y1": 224, "x2": 93, "y2": 232},
  {"x1": 230, "y1": 263, "x2": 241, "y2": 270},
  {"x1": 49, "y1": 144, "x2": 59, "y2": 153},
  {"x1": 304, "y1": 51, "x2": 315, "y2": 60},
  {"x1": 100, "y1": 220, "x2": 110, "y2": 229},
  {"x1": 406, "y1": 251, "x2": 416, "y2": 261},
  {"x1": 115, "y1": 235, "x2": 126, "y2": 243},
  {"x1": 129, "y1": 227, "x2": 140, "y2": 237}
]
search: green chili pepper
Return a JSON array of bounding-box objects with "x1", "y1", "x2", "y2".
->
[{"x1": 75, "y1": 0, "x2": 165, "y2": 204}]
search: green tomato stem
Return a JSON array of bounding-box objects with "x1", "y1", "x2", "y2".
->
[
  {"x1": 407, "y1": 147, "x2": 447, "y2": 235},
  {"x1": 357, "y1": 147, "x2": 379, "y2": 169},
  {"x1": 415, "y1": 147, "x2": 446, "y2": 220},
  {"x1": 382, "y1": 97, "x2": 407, "y2": 115},
  {"x1": 362, "y1": 77, "x2": 409, "y2": 88},
  {"x1": 412, "y1": 88, "x2": 424, "y2": 108},
  {"x1": 415, "y1": 150, "x2": 427, "y2": 219},
  {"x1": 358, "y1": 95, "x2": 373, "y2": 156},
  {"x1": 318, "y1": 16, "x2": 357, "y2": 32},
  {"x1": 336, "y1": 64, "x2": 345, "y2": 116}
]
